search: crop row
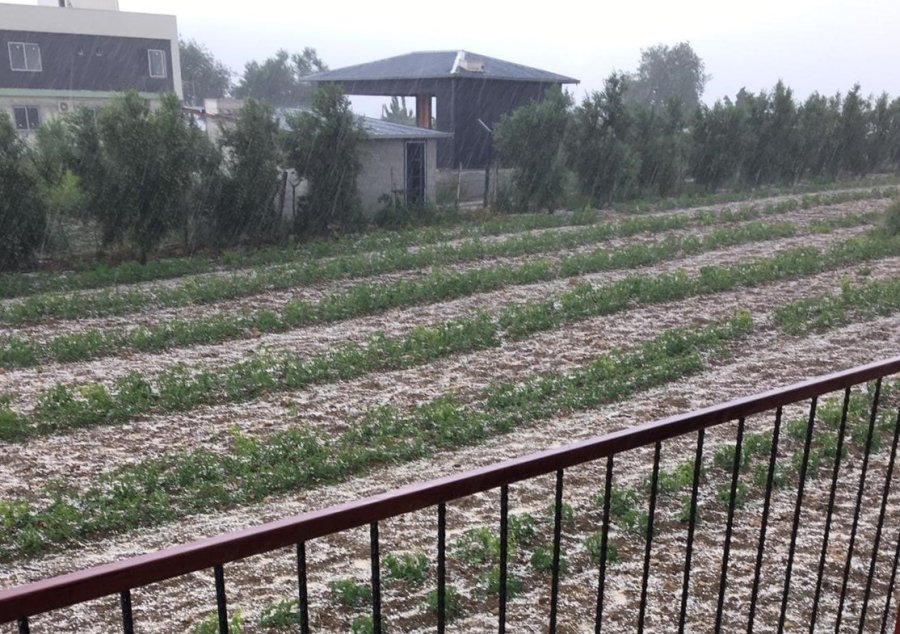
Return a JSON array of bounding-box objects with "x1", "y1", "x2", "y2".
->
[
  {"x1": 0, "y1": 218, "x2": 861, "y2": 365},
  {"x1": 0, "y1": 187, "x2": 891, "y2": 303},
  {"x1": 5, "y1": 230, "x2": 900, "y2": 439},
  {"x1": 240, "y1": 384, "x2": 898, "y2": 633},
  {"x1": 774, "y1": 275, "x2": 900, "y2": 335},
  {"x1": 0, "y1": 312, "x2": 754, "y2": 561}
]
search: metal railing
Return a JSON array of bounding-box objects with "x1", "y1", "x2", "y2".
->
[{"x1": 3, "y1": 356, "x2": 900, "y2": 632}]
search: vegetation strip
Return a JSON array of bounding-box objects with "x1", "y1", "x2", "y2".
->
[
  {"x1": 269, "y1": 380, "x2": 895, "y2": 633},
  {"x1": 0, "y1": 186, "x2": 890, "y2": 301},
  {"x1": 0, "y1": 216, "x2": 874, "y2": 367},
  {"x1": 0, "y1": 189, "x2": 891, "y2": 325},
  {"x1": 774, "y1": 274, "x2": 900, "y2": 334},
  {"x1": 0, "y1": 312, "x2": 754, "y2": 561},
  {"x1": 4, "y1": 227, "x2": 900, "y2": 442}
]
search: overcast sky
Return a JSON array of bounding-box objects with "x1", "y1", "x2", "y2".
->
[{"x1": 12, "y1": 0, "x2": 900, "y2": 115}]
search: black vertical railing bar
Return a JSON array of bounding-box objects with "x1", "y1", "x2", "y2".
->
[
  {"x1": 17, "y1": 618, "x2": 28, "y2": 634},
  {"x1": 677, "y1": 428, "x2": 705, "y2": 634},
  {"x1": 499, "y1": 484, "x2": 509, "y2": 634},
  {"x1": 858, "y1": 406, "x2": 900, "y2": 633},
  {"x1": 879, "y1": 528, "x2": 900, "y2": 634},
  {"x1": 437, "y1": 502, "x2": 447, "y2": 634},
  {"x1": 594, "y1": 455, "x2": 614, "y2": 634},
  {"x1": 714, "y1": 417, "x2": 746, "y2": 634},
  {"x1": 214, "y1": 564, "x2": 228, "y2": 634},
  {"x1": 836, "y1": 377, "x2": 883, "y2": 633},
  {"x1": 370, "y1": 521, "x2": 382, "y2": 634},
  {"x1": 777, "y1": 396, "x2": 819, "y2": 633},
  {"x1": 296, "y1": 542, "x2": 310, "y2": 634},
  {"x1": 809, "y1": 387, "x2": 852, "y2": 633},
  {"x1": 549, "y1": 469, "x2": 565, "y2": 633},
  {"x1": 747, "y1": 405, "x2": 784, "y2": 633},
  {"x1": 637, "y1": 441, "x2": 661, "y2": 634},
  {"x1": 120, "y1": 589, "x2": 134, "y2": 634}
]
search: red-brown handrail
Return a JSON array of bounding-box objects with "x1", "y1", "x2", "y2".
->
[{"x1": 2, "y1": 354, "x2": 900, "y2": 624}]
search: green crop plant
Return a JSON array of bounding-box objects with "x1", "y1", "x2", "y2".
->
[
  {"x1": 4, "y1": 182, "x2": 888, "y2": 301},
  {"x1": 508, "y1": 513, "x2": 538, "y2": 548},
  {"x1": 383, "y1": 552, "x2": 429, "y2": 586},
  {"x1": 350, "y1": 615, "x2": 377, "y2": 634},
  {"x1": 885, "y1": 197, "x2": 900, "y2": 236},
  {"x1": 426, "y1": 586, "x2": 461, "y2": 621},
  {"x1": 546, "y1": 501, "x2": 576, "y2": 530},
  {"x1": 0, "y1": 314, "x2": 755, "y2": 560},
  {"x1": 2, "y1": 214, "x2": 886, "y2": 370},
  {"x1": 677, "y1": 495, "x2": 702, "y2": 524},
  {"x1": 481, "y1": 564, "x2": 524, "y2": 600},
  {"x1": 0, "y1": 213, "x2": 860, "y2": 329},
  {"x1": 529, "y1": 545, "x2": 568, "y2": 574},
  {"x1": 192, "y1": 611, "x2": 243, "y2": 634},
  {"x1": 452, "y1": 527, "x2": 500, "y2": 566},
  {"x1": 329, "y1": 579, "x2": 372, "y2": 608},
  {"x1": 258, "y1": 598, "x2": 301, "y2": 629},
  {"x1": 716, "y1": 482, "x2": 748, "y2": 509},
  {"x1": 585, "y1": 533, "x2": 618, "y2": 565},
  {"x1": 775, "y1": 276, "x2": 900, "y2": 335}
]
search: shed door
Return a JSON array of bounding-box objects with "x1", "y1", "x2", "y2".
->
[{"x1": 406, "y1": 142, "x2": 426, "y2": 208}]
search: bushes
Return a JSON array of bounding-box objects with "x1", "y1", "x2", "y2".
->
[
  {"x1": 886, "y1": 198, "x2": 900, "y2": 236},
  {"x1": 284, "y1": 85, "x2": 367, "y2": 234},
  {"x1": 210, "y1": 98, "x2": 282, "y2": 248},
  {"x1": 494, "y1": 86, "x2": 571, "y2": 211},
  {"x1": 0, "y1": 113, "x2": 46, "y2": 270},
  {"x1": 71, "y1": 92, "x2": 205, "y2": 262}
]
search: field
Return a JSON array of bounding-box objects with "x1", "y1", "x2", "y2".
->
[{"x1": 3, "y1": 187, "x2": 900, "y2": 633}]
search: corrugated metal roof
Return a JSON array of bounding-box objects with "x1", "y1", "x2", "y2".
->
[
  {"x1": 307, "y1": 50, "x2": 578, "y2": 84},
  {"x1": 274, "y1": 108, "x2": 452, "y2": 140},
  {"x1": 362, "y1": 117, "x2": 452, "y2": 139}
]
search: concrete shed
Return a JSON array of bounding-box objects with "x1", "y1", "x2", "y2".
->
[{"x1": 357, "y1": 117, "x2": 451, "y2": 214}]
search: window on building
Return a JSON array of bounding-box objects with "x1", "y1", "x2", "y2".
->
[
  {"x1": 148, "y1": 49, "x2": 167, "y2": 78},
  {"x1": 8, "y1": 42, "x2": 42, "y2": 72},
  {"x1": 12, "y1": 106, "x2": 40, "y2": 131}
]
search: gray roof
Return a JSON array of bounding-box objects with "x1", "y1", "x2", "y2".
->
[
  {"x1": 307, "y1": 50, "x2": 579, "y2": 84},
  {"x1": 274, "y1": 109, "x2": 451, "y2": 140},
  {"x1": 362, "y1": 117, "x2": 452, "y2": 139}
]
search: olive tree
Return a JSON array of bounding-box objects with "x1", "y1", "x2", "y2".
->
[
  {"x1": 283, "y1": 85, "x2": 367, "y2": 234},
  {"x1": 494, "y1": 87, "x2": 572, "y2": 211},
  {"x1": 0, "y1": 113, "x2": 46, "y2": 269}
]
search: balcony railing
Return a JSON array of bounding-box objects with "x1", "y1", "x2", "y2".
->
[{"x1": 2, "y1": 356, "x2": 900, "y2": 632}]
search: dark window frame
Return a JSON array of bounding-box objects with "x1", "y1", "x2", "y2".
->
[
  {"x1": 147, "y1": 49, "x2": 166, "y2": 78},
  {"x1": 8, "y1": 42, "x2": 42, "y2": 72},
  {"x1": 12, "y1": 106, "x2": 40, "y2": 130}
]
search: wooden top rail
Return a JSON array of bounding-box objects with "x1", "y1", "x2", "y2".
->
[{"x1": 2, "y1": 355, "x2": 899, "y2": 624}]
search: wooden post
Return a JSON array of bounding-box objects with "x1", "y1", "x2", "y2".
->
[{"x1": 415, "y1": 95, "x2": 431, "y2": 129}]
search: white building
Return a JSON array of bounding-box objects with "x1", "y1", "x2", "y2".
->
[{"x1": 0, "y1": 0, "x2": 181, "y2": 133}]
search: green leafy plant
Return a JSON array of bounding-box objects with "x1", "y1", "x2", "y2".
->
[
  {"x1": 258, "y1": 598, "x2": 300, "y2": 629},
  {"x1": 383, "y1": 552, "x2": 428, "y2": 586},
  {"x1": 426, "y1": 586, "x2": 461, "y2": 621},
  {"x1": 329, "y1": 579, "x2": 372, "y2": 608},
  {"x1": 192, "y1": 611, "x2": 243, "y2": 634}
]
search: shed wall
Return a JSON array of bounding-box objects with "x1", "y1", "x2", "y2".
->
[{"x1": 357, "y1": 137, "x2": 438, "y2": 215}]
